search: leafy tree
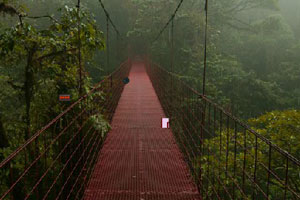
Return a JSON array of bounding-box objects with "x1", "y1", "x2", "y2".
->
[
  {"x1": 0, "y1": 3, "x2": 106, "y2": 198},
  {"x1": 197, "y1": 110, "x2": 300, "y2": 199},
  {"x1": 0, "y1": 3, "x2": 104, "y2": 139}
]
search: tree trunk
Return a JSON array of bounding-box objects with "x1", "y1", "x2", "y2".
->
[
  {"x1": 24, "y1": 48, "x2": 35, "y2": 141},
  {"x1": 0, "y1": 114, "x2": 9, "y2": 149}
]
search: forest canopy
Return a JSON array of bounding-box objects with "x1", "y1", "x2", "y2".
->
[
  {"x1": 0, "y1": 0, "x2": 299, "y2": 154},
  {"x1": 0, "y1": 0, "x2": 299, "y2": 191}
]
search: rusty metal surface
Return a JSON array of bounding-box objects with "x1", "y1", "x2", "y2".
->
[{"x1": 84, "y1": 62, "x2": 200, "y2": 200}]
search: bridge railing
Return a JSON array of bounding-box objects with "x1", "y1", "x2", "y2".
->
[
  {"x1": 146, "y1": 61, "x2": 300, "y2": 200},
  {"x1": 0, "y1": 60, "x2": 131, "y2": 200}
]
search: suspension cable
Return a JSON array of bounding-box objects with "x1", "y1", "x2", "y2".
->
[
  {"x1": 98, "y1": 0, "x2": 121, "y2": 75},
  {"x1": 152, "y1": 0, "x2": 184, "y2": 43},
  {"x1": 77, "y1": 0, "x2": 82, "y2": 96},
  {"x1": 202, "y1": 0, "x2": 209, "y2": 96},
  {"x1": 199, "y1": 1, "x2": 209, "y2": 195},
  {"x1": 98, "y1": 0, "x2": 120, "y2": 36},
  {"x1": 106, "y1": 16, "x2": 110, "y2": 75},
  {"x1": 170, "y1": 18, "x2": 174, "y2": 118},
  {"x1": 171, "y1": 19, "x2": 174, "y2": 75}
]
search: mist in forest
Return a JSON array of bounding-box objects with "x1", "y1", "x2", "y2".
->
[
  {"x1": 0, "y1": 1, "x2": 300, "y2": 199},
  {"x1": 0, "y1": 0, "x2": 299, "y2": 155},
  {"x1": 0, "y1": 0, "x2": 300, "y2": 122}
]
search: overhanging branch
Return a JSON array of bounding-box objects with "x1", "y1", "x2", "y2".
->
[{"x1": 34, "y1": 48, "x2": 77, "y2": 62}]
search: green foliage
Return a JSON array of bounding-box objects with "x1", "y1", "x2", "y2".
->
[
  {"x1": 0, "y1": 0, "x2": 299, "y2": 198},
  {"x1": 90, "y1": 113, "x2": 111, "y2": 137},
  {"x1": 133, "y1": 0, "x2": 300, "y2": 118},
  {"x1": 195, "y1": 110, "x2": 300, "y2": 199},
  {"x1": 0, "y1": 3, "x2": 110, "y2": 198},
  {"x1": 248, "y1": 110, "x2": 300, "y2": 156},
  {"x1": 0, "y1": 3, "x2": 105, "y2": 135}
]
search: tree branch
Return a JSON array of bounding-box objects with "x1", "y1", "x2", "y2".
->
[
  {"x1": 7, "y1": 80, "x2": 24, "y2": 90},
  {"x1": 224, "y1": 21, "x2": 257, "y2": 33},
  {"x1": 224, "y1": 0, "x2": 249, "y2": 14},
  {"x1": 0, "y1": 3, "x2": 61, "y2": 25},
  {"x1": 34, "y1": 48, "x2": 77, "y2": 62},
  {"x1": 0, "y1": 2, "x2": 20, "y2": 16},
  {"x1": 23, "y1": 15, "x2": 61, "y2": 24}
]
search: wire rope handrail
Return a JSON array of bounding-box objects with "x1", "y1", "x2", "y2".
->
[
  {"x1": 146, "y1": 60, "x2": 300, "y2": 200},
  {"x1": 0, "y1": 59, "x2": 131, "y2": 200}
]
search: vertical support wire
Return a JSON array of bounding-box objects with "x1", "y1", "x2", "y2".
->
[
  {"x1": 252, "y1": 135, "x2": 258, "y2": 200},
  {"x1": 97, "y1": 0, "x2": 120, "y2": 75},
  {"x1": 76, "y1": 3, "x2": 83, "y2": 195},
  {"x1": 77, "y1": 0, "x2": 82, "y2": 96},
  {"x1": 206, "y1": 103, "x2": 211, "y2": 199},
  {"x1": 284, "y1": 157, "x2": 289, "y2": 199},
  {"x1": 171, "y1": 19, "x2": 174, "y2": 121},
  {"x1": 9, "y1": 163, "x2": 13, "y2": 200},
  {"x1": 202, "y1": 0, "x2": 209, "y2": 96},
  {"x1": 212, "y1": 105, "x2": 217, "y2": 198},
  {"x1": 225, "y1": 116, "x2": 229, "y2": 180},
  {"x1": 116, "y1": 33, "x2": 120, "y2": 64},
  {"x1": 106, "y1": 16, "x2": 110, "y2": 76},
  {"x1": 200, "y1": 0, "x2": 209, "y2": 196},
  {"x1": 242, "y1": 128, "x2": 247, "y2": 194},
  {"x1": 218, "y1": 111, "x2": 222, "y2": 195},
  {"x1": 266, "y1": 144, "x2": 272, "y2": 199},
  {"x1": 233, "y1": 121, "x2": 237, "y2": 199},
  {"x1": 200, "y1": 98, "x2": 206, "y2": 198}
]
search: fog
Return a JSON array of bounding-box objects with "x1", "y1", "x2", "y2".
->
[
  {"x1": 0, "y1": 1, "x2": 299, "y2": 199},
  {"x1": 1, "y1": 0, "x2": 300, "y2": 118}
]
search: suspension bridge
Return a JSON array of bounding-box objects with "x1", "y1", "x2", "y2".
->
[{"x1": 0, "y1": 0, "x2": 299, "y2": 200}]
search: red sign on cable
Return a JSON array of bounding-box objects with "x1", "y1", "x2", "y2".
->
[{"x1": 59, "y1": 95, "x2": 71, "y2": 101}]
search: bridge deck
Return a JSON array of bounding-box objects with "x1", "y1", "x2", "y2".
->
[{"x1": 84, "y1": 62, "x2": 201, "y2": 200}]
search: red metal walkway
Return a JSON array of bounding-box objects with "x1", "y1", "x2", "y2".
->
[{"x1": 84, "y1": 62, "x2": 201, "y2": 200}]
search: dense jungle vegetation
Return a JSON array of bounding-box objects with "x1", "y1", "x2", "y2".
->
[{"x1": 0, "y1": 0, "x2": 299, "y2": 199}]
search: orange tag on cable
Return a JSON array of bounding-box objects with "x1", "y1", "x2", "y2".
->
[{"x1": 59, "y1": 95, "x2": 71, "y2": 101}]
